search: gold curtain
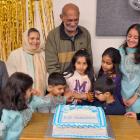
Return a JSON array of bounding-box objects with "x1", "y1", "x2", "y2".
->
[{"x1": 0, "y1": 0, "x2": 54, "y2": 61}]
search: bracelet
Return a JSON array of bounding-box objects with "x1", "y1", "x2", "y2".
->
[{"x1": 87, "y1": 93, "x2": 92, "y2": 101}]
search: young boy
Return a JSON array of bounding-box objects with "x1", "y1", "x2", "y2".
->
[
  {"x1": 93, "y1": 77, "x2": 126, "y2": 115},
  {"x1": 38, "y1": 72, "x2": 93, "y2": 113}
]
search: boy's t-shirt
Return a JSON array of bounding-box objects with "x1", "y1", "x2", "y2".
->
[
  {"x1": 102, "y1": 98, "x2": 126, "y2": 115},
  {"x1": 93, "y1": 98, "x2": 126, "y2": 115}
]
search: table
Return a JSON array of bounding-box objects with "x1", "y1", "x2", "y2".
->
[{"x1": 20, "y1": 113, "x2": 140, "y2": 140}]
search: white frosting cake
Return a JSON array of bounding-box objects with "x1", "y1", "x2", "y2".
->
[{"x1": 52, "y1": 105, "x2": 110, "y2": 139}]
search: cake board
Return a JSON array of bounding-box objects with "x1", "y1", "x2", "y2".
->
[{"x1": 46, "y1": 114, "x2": 115, "y2": 140}]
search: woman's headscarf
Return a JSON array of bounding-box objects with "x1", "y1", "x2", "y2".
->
[{"x1": 22, "y1": 29, "x2": 47, "y2": 96}]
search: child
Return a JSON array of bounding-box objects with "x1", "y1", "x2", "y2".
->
[
  {"x1": 0, "y1": 72, "x2": 54, "y2": 140},
  {"x1": 93, "y1": 77, "x2": 126, "y2": 115},
  {"x1": 98, "y1": 47, "x2": 123, "y2": 104},
  {"x1": 38, "y1": 72, "x2": 93, "y2": 113},
  {"x1": 125, "y1": 112, "x2": 140, "y2": 120},
  {"x1": 64, "y1": 49, "x2": 95, "y2": 105},
  {"x1": 118, "y1": 24, "x2": 140, "y2": 112},
  {"x1": 0, "y1": 72, "x2": 75, "y2": 140}
]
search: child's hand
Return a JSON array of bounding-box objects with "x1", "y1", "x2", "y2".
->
[
  {"x1": 73, "y1": 92, "x2": 94, "y2": 102},
  {"x1": 31, "y1": 88, "x2": 41, "y2": 96},
  {"x1": 125, "y1": 112, "x2": 137, "y2": 119},
  {"x1": 64, "y1": 91, "x2": 74, "y2": 103},
  {"x1": 86, "y1": 92, "x2": 94, "y2": 102},
  {"x1": 73, "y1": 92, "x2": 86, "y2": 100}
]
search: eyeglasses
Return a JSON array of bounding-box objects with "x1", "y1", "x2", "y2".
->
[{"x1": 94, "y1": 90, "x2": 103, "y2": 95}]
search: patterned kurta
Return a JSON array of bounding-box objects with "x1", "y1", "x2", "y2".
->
[
  {"x1": 0, "y1": 96, "x2": 53, "y2": 140},
  {"x1": 119, "y1": 47, "x2": 140, "y2": 112}
]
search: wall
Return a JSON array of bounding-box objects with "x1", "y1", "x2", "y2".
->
[{"x1": 53, "y1": 0, "x2": 125, "y2": 74}]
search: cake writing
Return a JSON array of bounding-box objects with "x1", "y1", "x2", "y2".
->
[{"x1": 63, "y1": 116, "x2": 96, "y2": 119}]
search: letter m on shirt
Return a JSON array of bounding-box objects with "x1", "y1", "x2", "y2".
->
[{"x1": 74, "y1": 80, "x2": 87, "y2": 92}]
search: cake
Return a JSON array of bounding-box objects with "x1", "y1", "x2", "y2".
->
[{"x1": 52, "y1": 105, "x2": 110, "y2": 139}]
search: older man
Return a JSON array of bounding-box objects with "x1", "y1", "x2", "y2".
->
[{"x1": 45, "y1": 3, "x2": 93, "y2": 74}]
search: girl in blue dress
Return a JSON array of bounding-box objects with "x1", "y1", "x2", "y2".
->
[
  {"x1": 0, "y1": 72, "x2": 69, "y2": 140},
  {"x1": 118, "y1": 24, "x2": 140, "y2": 113}
]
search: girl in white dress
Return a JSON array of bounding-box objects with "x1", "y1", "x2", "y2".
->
[{"x1": 64, "y1": 49, "x2": 95, "y2": 105}]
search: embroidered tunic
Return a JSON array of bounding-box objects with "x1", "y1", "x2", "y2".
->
[{"x1": 119, "y1": 47, "x2": 140, "y2": 112}]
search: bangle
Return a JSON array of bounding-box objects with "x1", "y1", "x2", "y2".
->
[{"x1": 86, "y1": 93, "x2": 91, "y2": 101}]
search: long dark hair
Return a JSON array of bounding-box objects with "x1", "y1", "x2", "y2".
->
[
  {"x1": 122, "y1": 24, "x2": 140, "y2": 64},
  {"x1": 98, "y1": 47, "x2": 121, "y2": 77},
  {"x1": 0, "y1": 72, "x2": 33, "y2": 111},
  {"x1": 64, "y1": 49, "x2": 95, "y2": 90}
]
